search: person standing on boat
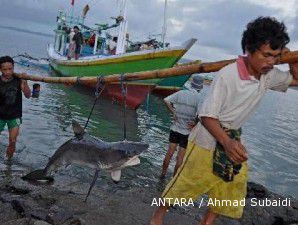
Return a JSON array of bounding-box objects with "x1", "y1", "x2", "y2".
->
[
  {"x1": 0, "y1": 56, "x2": 31, "y2": 159},
  {"x1": 67, "y1": 28, "x2": 76, "y2": 60},
  {"x1": 73, "y1": 26, "x2": 83, "y2": 60},
  {"x1": 161, "y1": 75, "x2": 204, "y2": 178},
  {"x1": 108, "y1": 37, "x2": 118, "y2": 55},
  {"x1": 149, "y1": 16, "x2": 298, "y2": 225}
]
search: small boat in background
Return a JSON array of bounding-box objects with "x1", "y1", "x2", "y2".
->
[
  {"x1": 47, "y1": 0, "x2": 197, "y2": 109},
  {"x1": 14, "y1": 53, "x2": 50, "y2": 71}
]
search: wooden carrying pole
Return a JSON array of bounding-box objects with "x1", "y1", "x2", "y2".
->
[{"x1": 14, "y1": 51, "x2": 298, "y2": 86}]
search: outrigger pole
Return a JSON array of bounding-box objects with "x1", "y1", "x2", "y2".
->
[{"x1": 14, "y1": 51, "x2": 298, "y2": 86}]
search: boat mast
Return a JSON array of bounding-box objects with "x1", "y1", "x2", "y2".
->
[
  {"x1": 161, "y1": 0, "x2": 168, "y2": 49},
  {"x1": 116, "y1": 0, "x2": 128, "y2": 55}
]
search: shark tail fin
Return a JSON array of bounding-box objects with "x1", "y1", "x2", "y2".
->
[{"x1": 22, "y1": 169, "x2": 54, "y2": 183}]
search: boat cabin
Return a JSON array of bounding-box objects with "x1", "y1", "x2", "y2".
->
[{"x1": 53, "y1": 11, "x2": 168, "y2": 59}]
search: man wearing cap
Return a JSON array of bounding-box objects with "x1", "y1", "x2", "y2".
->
[{"x1": 161, "y1": 75, "x2": 204, "y2": 178}]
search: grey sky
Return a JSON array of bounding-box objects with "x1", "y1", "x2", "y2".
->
[{"x1": 0, "y1": 0, "x2": 297, "y2": 61}]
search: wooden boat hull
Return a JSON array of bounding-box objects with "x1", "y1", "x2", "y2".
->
[{"x1": 48, "y1": 39, "x2": 196, "y2": 108}]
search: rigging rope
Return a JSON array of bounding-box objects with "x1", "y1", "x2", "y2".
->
[
  {"x1": 82, "y1": 73, "x2": 128, "y2": 141},
  {"x1": 120, "y1": 74, "x2": 127, "y2": 140},
  {"x1": 83, "y1": 76, "x2": 105, "y2": 130}
]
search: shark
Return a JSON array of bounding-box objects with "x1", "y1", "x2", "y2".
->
[{"x1": 22, "y1": 120, "x2": 149, "y2": 201}]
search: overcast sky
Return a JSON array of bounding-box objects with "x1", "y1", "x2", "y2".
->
[{"x1": 0, "y1": 0, "x2": 297, "y2": 61}]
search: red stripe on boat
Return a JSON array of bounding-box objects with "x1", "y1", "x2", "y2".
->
[
  {"x1": 103, "y1": 84, "x2": 155, "y2": 110},
  {"x1": 152, "y1": 88, "x2": 179, "y2": 97}
]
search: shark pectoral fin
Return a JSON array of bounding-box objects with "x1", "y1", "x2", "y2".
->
[
  {"x1": 111, "y1": 170, "x2": 121, "y2": 182},
  {"x1": 124, "y1": 156, "x2": 140, "y2": 167}
]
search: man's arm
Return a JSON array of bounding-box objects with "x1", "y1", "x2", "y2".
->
[
  {"x1": 21, "y1": 79, "x2": 31, "y2": 98},
  {"x1": 289, "y1": 63, "x2": 298, "y2": 86},
  {"x1": 187, "y1": 116, "x2": 199, "y2": 130},
  {"x1": 164, "y1": 99, "x2": 177, "y2": 121},
  {"x1": 199, "y1": 74, "x2": 247, "y2": 163},
  {"x1": 201, "y1": 117, "x2": 248, "y2": 164},
  {"x1": 281, "y1": 48, "x2": 298, "y2": 86}
]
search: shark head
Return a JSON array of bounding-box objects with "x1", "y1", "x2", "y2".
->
[
  {"x1": 109, "y1": 140, "x2": 149, "y2": 158},
  {"x1": 123, "y1": 141, "x2": 149, "y2": 157},
  {"x1": 108, "y1": 140, "x2": 149, "y2": 182}
]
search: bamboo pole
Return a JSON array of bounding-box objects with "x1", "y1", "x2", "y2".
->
[{"x1": 14, "y1": 50, "x2": 298, "y2": 86}]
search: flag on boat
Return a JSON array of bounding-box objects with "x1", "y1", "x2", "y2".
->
[{"x1": 82, "y1": 4, "x2": 90, "y2": 17}]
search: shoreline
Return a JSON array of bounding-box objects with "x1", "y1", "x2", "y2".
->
[{"x1": 0, "y1": 175, "x2": 297, "y2": 225}]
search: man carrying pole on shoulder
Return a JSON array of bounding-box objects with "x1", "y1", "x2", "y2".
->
[
  {"x1": 0, "y1": 56, "x2": 31, "y2": 159},
  {"x1": 149, "y1": 16, "x2": 298, "y2": 225}
]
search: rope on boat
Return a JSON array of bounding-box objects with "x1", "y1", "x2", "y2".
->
[
  {"x1": 81, "y1": 73, "x2": 128, "y2": 140},
  {"x1": 83, "y1": 76, "x2": 105, "y2": 131},
  {"x1": 120, "y1": 74, "x2": 128, "y2": 140}
]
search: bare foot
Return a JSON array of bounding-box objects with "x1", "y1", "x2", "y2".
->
[
  {"x1": 149, "y1": 217, "x2": 162, "y2": 225},
  {"x1": 197, "y1": 210, "x2": 218, "y2": 225},
  {"x1": 149, "y1": 206, "x2": 168, "y2": 225},
  {"x1": 6, "y1": 144, "x2": 16, "y2": 159}
]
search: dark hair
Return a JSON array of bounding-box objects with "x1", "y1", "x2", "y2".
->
[
  {"x1": 73, "y1": 26, "x2": 80, "y2": 30},
  {"x1": 33, "y1": 83, "x2": 40, "y2": 89},
  {"x1": 113, "y1": 36, "x2": 118, "y2": 42},
  {"x1": 241, "y1": 17, "x2": 290, "y2": 54},
  {"x1": 0, "y1": 56, "x2": 14, "y2": 67}
]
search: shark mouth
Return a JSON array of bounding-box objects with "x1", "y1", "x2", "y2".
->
[{"x1": 124, "y1": 155, "x2": 141, "y2": 167}]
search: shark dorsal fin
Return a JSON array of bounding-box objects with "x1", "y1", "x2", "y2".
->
[{"x1": 72, "y1": 120, "x2": 85, "y2": 137}]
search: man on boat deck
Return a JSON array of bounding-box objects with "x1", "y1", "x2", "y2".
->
[
  {"x1": 149, "y1": 17, "x2": 298, "y2": 225},
  {"x1": 0, "y1": 56, "x2": 31, "y2": 159},
  {"x1": 161, "y1": 75, "x2": 204, "y2": 178},
  {"x1": 72, "y1": 26, "x2": 83, "y2": 60},
  {"x1": 108, "y1": 36, "x2": 118, "y2": 55},
  {"x1": 67, "y1": 28, "x2": 76, "y2": 60}
]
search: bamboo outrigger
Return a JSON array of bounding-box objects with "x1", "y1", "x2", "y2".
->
[{"x1": 15, "y1": 50, "x2": 298, "y2": 86}]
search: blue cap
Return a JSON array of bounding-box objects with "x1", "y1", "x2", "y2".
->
[{"x1": 191, "y1": 75, "x2": 204, "y2": 91}]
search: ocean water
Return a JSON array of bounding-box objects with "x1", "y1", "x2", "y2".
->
[{"x1": 0, "y1": 21, "x2": 297, "y2": 199}]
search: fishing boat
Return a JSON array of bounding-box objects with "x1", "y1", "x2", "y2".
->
[{"x1": 47, "y1": 0, "x2": 196, "y2": 109}]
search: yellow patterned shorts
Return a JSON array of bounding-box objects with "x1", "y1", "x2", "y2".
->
[{"x1": 162, "y1": 141, "x2": 248, "y2": 219}]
